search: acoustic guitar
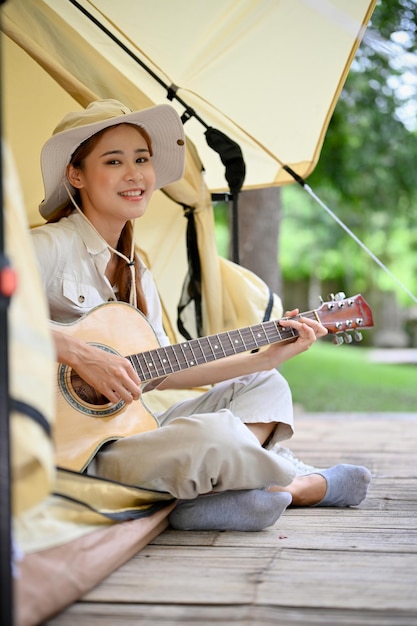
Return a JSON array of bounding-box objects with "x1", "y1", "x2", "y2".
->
[{"x1": 53, "y1": 293, "x2": 373, "y2": 471}]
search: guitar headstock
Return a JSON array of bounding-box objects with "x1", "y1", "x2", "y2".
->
[{"x1": 316, "y1": 293, "x2": 374, "y2": 345}]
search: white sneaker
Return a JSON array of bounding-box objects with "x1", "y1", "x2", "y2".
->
[{"x1": 270, "y1": 444, "x2": 321, "y2": 476}]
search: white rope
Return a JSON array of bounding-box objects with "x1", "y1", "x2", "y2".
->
[
  {"x1": 64, "y1": 182, "x2": 137, "y2": 308},
  {"x1": 303, "y1": 182, "x2": 417, "y2": 305}
]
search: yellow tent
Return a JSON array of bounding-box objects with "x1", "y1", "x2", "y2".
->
[{"x1": 1, "y1": 1, "x2": 376, "y2": 623}]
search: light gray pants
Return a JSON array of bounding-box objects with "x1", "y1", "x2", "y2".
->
[{"x1": 94, "y1": 370, "x2": 296, "y2": 499}]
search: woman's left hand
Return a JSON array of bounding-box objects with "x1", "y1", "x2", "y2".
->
[{"x1": 263, "y1": 308, "x2": 328, "y2": 366}]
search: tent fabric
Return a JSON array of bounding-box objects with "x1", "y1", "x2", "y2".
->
[
  {"x1": 3, "y1": 0, "x2": 376, "y2": 194},
  {"x1": 2, "y1": 0, "x2": 376, "y2": 219},
  {"x1": 5, "y1": 141, "x2": 56, "y2": 518},
  {"x1": 2, "y1": 1, "x2": 375, "y2": 621}
]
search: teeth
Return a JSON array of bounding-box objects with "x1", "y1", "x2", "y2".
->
[{"x1": 119, "y1": 190, "x2": 143, "y2": 197}]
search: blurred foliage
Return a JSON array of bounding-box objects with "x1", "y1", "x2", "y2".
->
[{"x1": 280, "y1": 341, "x2": 416, "y2": 411}]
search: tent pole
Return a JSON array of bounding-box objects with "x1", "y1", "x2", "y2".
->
[
  {"x1": 1, "y1": 2, "x2": 14, "y2": 619},
  {"x1": 231, "y1": 195, "x2": 239, "y2": 265},
  {"x1": 0, "y1": 256, "x2": 13, "y2": 626}
]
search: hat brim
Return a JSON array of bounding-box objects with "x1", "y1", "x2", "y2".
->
[{"x1": 39, "y1": 104, "x2": 185, "y2": 219}]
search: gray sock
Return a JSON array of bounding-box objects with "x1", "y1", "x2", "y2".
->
[
  {"x1": 313, "y1": 464, "x2": 372, "y2": 507},
  {"x1": 169, "y1": 489, "x2": 292, "y2": 531}
]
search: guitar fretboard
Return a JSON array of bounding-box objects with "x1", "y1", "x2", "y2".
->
[{"x1": 127, "y1": 314, "x2": 316, "y2": 382}]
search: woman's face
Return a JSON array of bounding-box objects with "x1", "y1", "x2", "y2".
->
[{"x1": 68, "y1": 124, "x2": 156, "y2": 233}]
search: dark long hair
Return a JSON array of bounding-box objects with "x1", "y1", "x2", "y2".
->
[{"x1": 48, "y1": 123, "x2": 153, "y2": 315}]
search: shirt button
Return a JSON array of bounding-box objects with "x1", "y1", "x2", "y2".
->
[
  {"x1": 108, "y1": 297, "x2": 114, "y2": 301},
  {"x1": 78, "y1": 295, "x2": 85, "y2": 303}
]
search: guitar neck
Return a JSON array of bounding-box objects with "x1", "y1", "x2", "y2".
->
[
  {"x1": 127, "y1": 314, "x2": 310, "y2": 382},
  {"x1": 126, "y1": 293, "x2": 374, "y2": 383}
]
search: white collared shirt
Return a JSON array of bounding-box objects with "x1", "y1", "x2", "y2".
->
[{"x1": 31, "y1": 211, "x2": 170, "y2": 347}]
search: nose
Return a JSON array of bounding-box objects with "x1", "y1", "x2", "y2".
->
[{"x1": 125, "y1": 164, "x2": 143, "y2": 183}]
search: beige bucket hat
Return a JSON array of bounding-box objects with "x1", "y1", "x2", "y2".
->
[{"x1": 39, "y1": 99, "x2": 186, "y2": 219}]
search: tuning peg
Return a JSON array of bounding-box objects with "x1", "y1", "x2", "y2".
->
[
  {"x1": 334, "y1": 292, "x2": 346, "y2": 301},
  {"x1": 343, "y1": 332, "x2": 353, "y2": 344},
  {"x1": 333, "y1": 335, "x2": 344, "y2": 346},
  {"x1": 353, "y1": 330, "x2": 363, "y2": 342}
]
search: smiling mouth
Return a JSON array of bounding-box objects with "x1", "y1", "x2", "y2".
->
[{"x1": 118, "y1": 190, "x2": 144, "y2": 197}]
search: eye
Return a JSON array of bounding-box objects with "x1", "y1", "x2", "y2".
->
[{"x1": 136, "y1": 156, "x2": 149, "y2": 164}]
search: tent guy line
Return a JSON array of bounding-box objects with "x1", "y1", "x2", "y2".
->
[{"x1": 284, "y1": 164, "x2": 417, "y2": 306}]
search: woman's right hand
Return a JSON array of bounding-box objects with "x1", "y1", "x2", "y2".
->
[{"x1": 52, "y1": 329, "x2": 142, "y2": 404}]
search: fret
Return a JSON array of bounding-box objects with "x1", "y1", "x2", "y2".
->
[
  {"x1": 196, "y1": 336, "x2": 211, "y2": 362},
  {"x1": 136, "y1": 354, "x2": 153, "y2": 380},
  {"x1": 250, "y1": 324, "x2": 266, "y2": 349},
  {"x1": 204, "y1": 336, "x2": 217, "y2": 359},
  {"x1": 264, "y1": 321, "x2": 282, "y2": 344},
  {"x1": 206, "y1": 335, "x2": 221, "y2": 359},
  {"x1": 220, "y1": 331, "x2": 235, "y2": 356},
  {"x1": 236, "y1": 329, "x2": 249, "y2": 351},
  {"x1": 128, "y1": 354, "x2": 146, "y2": 379},
  {"x1": 151, "y1": 347, "x2": 169, "y2": 375},
  {"x1": 174, "y1": 341, "x2": 200, "y2": 369},
  {"x1": 240, "y1": 328, "x2": 256, "y2": 350},
  {"x1": 149, "y1": 350, "x2": 162, "y2": 375},
  {"x1": 154, "y1": 347, "x2": 170, "y2": 375},
  {"x1": 213, "y1": 334, "x2": 227, "y2": 357},
  {"x1": 140, "y1": 350, "x2": 161, "y2": 378},
  {"x1": 258, "y1": 323, "x2": 270, "y2": 345},
  {"x1": 172, "y1": 343, "x2": 187, "y2": 370},
  {"x1": 226, "y1": 330, "x2": 237, "y2": 354},
  {"x1": 186, "y1": 341, "x2": 199, "y2": 366},
  {"x1": 189, "y1": 338, "x2": 207, "y2": 364},
  {"x1": 166, "y1": 344, "x2": 182, "y2": 373}
]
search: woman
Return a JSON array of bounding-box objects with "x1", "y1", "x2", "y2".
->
[{"x1": 31, "y1": 100, "x2": 371, "y2": 531}]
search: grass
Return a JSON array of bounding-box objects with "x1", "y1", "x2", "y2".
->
[{"x1": 279, "y1": 340, "x2": 416, "y2": 412}]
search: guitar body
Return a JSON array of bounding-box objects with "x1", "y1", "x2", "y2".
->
[{"x1": 53, "y1": 302, "x2": 160, "y2": 472}]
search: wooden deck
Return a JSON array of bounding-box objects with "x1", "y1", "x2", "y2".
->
[{"x1": 47, "y1": 412, "x2": 417, "y2": 626}]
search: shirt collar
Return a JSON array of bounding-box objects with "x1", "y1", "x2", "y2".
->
[
  {"x1": 67, "y1": 210, "x2": 147, "y2": 274},
  {"x1": 68, "y1": 211, "x2": 109, "y2": 256}
]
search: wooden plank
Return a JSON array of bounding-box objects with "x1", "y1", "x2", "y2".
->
[
  {"x1": 83, "y1": 545, "x2": 272, "y2": 604},
  {"x1": 257, "y1": 550, "x2": 417, "y2": 611},
  {"x1": 46, "y1": 603, "x2": 417, "y2": 626},
  {"x1": 45, "y1": 413, "x2": 417, "y2": 625}
]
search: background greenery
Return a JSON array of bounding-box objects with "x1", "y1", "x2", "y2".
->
[
  {"x1": 214, "y1": 2, "x2": 417, "y2": 412},
  {"x1": 279, "y1": 340, "x2": 415, "y2": 412},
  {"x1": 279, "y1": 0, "x2": 417, "y2": 306}
]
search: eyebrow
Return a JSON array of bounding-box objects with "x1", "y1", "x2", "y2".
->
[{"x1": 99, "y1": 148, "x2": 150, "y2": 157}]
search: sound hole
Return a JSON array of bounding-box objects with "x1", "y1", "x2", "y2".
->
[
  {"x1": 58, "y1": 343, "x2": 124, "y2": 417},
  {"x1": 70, "y1": 371, "x2": 110, "y2": 406}
]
